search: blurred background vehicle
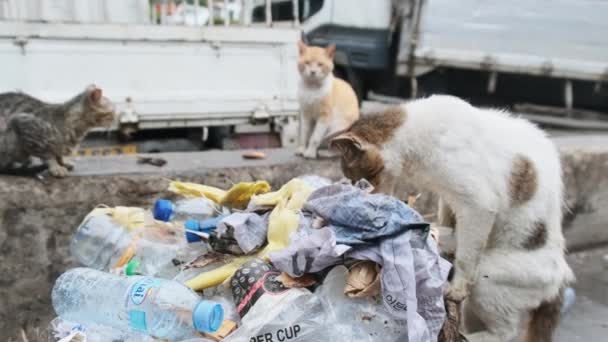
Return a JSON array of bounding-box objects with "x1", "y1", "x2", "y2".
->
[
  {"x1": 0, "y1": 0, "x2": 301, "y2": 154},
  {"x1": 265, "y1": 0, "x2": 608, "y2": 127}
]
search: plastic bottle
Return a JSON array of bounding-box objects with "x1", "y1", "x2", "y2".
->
[
  {"x1": 48, "y1": 316, "x2": 157, "y2": 342},
  {"x1": 70, "y1": 214, "x2": 208, "y2": 276},
  {"x1": 154, "y1": 198, "x2": 217, "y2": 222},
  {"x1": 70, "y1": 215, "x2": 135, "y2": 270},
  {"x1": 124, "y1": 218, "x2": 222, "y2": 277},
  {"x1": 52, "y1": 268, "x2": 224, "y2": 341}
]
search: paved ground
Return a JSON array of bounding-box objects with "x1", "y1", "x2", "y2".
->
[
  {"x1": 555, "y1": 246, "x2": 608, "y2": 341},
  {"x1": 69, "y1": 148, "x2": 301, "y2": 176},
  {"x1": 66, "y1": 132, "x2": 608, "y2": 177}
]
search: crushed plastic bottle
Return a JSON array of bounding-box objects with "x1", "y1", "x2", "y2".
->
[
  {"x1": 52, "y1": 268, "x2": 224, "y2": 341},
  {"x1": 71, "y1": 214, "x2": 207, "y2": 277},
  {"x1": 154, "y1": 198, "x2": 218, "y2": 222},
  {"x1": 70, "y1": 215, "x2": 135, "y2": 270}
]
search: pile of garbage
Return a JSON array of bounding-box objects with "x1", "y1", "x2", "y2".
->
[{"x1": 49, "y1": 175, "x2": 451, "y2": 342}]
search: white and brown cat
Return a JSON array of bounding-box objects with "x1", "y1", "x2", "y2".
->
[
  {"x1": 331, "y1": 95, "x2": 574, "y2": 342},
  {"x1": 296, "y1": 41, "x2": 359, "y2": 159}
]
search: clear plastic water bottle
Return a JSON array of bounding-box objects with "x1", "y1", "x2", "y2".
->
[
  {"x1": 124, "y1": 218, "x2": 222, "y2": 277},
  {"x1": 70, "y1": 214, "x2": 207, "y2": 276},
  {"x1": 70, "y1": 215, "x2": 135, "y2": 270},
  {"x1": 49, "y1": 316, "x2": 158, "y2": 342},
  {"x1": 154, "y1": 198, "x2": 217, "y2": 222},
  {"x1": 52, "y1": 268, "x2": 224, "y2": 341}
]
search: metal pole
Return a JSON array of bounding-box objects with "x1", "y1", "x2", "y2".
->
[
  {"x1": 150, "y1": 0, "x2": 155, "y2": 24},
  {"x1": 224, "y1": 0, "x2": 229, "y2": 26},
  {"x1": 208, "y1": 0, "x2": 214, "y2": 26},
  {"x1": 303, "y1": 0, "x2": 309, "y2": 19},
  {"x1": 265, "y1": 0, "x2": 272, "y2": 26},
  {"x1": 242, "y1": 0, "x2": 251, "y2": 26},
  {"x1": 160, "y1": 0, "x2": 167, "y2": 25},
  {"x1": 564, "y1": 79, "x2": 573, "y2": 113},
  {"x1": 292, "y1": 0, "x2": 299, "y2": 26},
  {"x1": 195, "y1": 0, "x2": 201, "y2": 25},
  {"x1": 181, "y1": 0, "x2": 187, "y2": 25},
  {"x1": 487, "y1": 71, "x2": 498, "y2": 94},
  {"x1": 407, "y1": 0, "x2": 423, "y2": 99}
]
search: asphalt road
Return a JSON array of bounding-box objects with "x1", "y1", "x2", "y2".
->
[{"x1": 555, "y1": 246, "x2": 608, "y2": 341}]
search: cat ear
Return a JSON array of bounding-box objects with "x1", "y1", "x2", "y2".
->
[
  {"x1": 297, "y1": 40, "x2": 307, "y2": 55},
  {"x1": 330, "y1": 132, "x2": 364, "y2": 155},
  {"x1": 89, "y1": 87, "x2": 103, "y2": 104},
  {"x1": 326, "y1": 44, "x2": 336, "y2": 59}
]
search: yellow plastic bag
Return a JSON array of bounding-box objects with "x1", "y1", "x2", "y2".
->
[
  {"x1": 259, "y1": 198, "x2": 299, "y2": 256},
  {"x1": 168, "y1": 180, "x2": 271, "y2": 209},
  {"x1": 221, "y1": 181, "x2": 271, "y2": 209},
  {"x1": 251, "y1": 178, "x2": 312, "y2": 210},
  {"x1": 168, "y1": 182, "x2": 226, "y2": 203},
  {"x1": 185, "y1": 179, "x2": 313, "y2": 291},
  {"x1": 184, "y1": 256, "x2": 250, "y2": 290}
]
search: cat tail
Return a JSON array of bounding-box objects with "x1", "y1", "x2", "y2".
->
[{"x1": 522, "y1": 286, "x2": 564, "y2": 342}]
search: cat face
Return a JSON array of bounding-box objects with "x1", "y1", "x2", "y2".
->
[
  {"x1": 80, "y1": 86, "x2": 116, "y2": 127},
  {"x1": 331, "y1": 132, "x2": 385, "y2": 188},
  {"x1": 330, "y1": 107, "x2": 406, "y2": 191},
  {"x1": 297, "y1": 41, "x2": 336, "y2": 84}
]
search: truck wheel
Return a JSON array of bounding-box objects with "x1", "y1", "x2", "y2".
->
[{"x1": 205, "y1": 126, "x2": 231, "y2": 149}]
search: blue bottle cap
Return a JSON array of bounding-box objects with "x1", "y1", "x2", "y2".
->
[
  {"x1": 153, "y1": 199, "x2": 174, "y2": 222},
  {"x1": 198, "y1": 216, "x2": 225, "y2": 233},
  {"x1": 184, "y1": 219, "x2": 202, "y2": 243},
  {"x1": 192, "y1": 300, "x2": 224, "y2": 333}
]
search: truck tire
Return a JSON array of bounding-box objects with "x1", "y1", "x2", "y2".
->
[{"x1": 205, "y1": 126, "x2": 232, "y2": 149}]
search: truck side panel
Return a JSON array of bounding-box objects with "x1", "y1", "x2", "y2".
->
[
  {"x1": 398, "y1": 0, "x2": 608, "y2": 81},
  {"x1": 0, "y1": 22, "x2": 300, "y2": 129}
]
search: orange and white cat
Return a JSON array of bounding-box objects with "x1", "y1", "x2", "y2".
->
[{"x1": 296, "y1": 41, "x2": 359, "y2": 159}]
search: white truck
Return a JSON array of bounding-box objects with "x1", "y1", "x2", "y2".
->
[
  {"x1": 0, "y1": 0, "x2": 302, "y2": 153},
  {"x1": 265, "y1": 0, "x2": 608, "y2": 125}
]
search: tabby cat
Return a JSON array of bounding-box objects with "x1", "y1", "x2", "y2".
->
[{"x1": 0, "y1": 85, "x2": 115, "y2": 177}]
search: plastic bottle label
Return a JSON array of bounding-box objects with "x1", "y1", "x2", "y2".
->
[
  {"x1": 130, "y1": 278, "x2": 161, "y2": 305},
  {"x1": 128, "y1": 278, "x2": 162, "y2": 331},
  {"x1": 128, "y1": 310, "x2": 147, "y2": 331}
]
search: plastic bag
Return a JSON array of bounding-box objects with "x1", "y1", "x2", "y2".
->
[
  {"x1": 316, "y1": 266, "x2": 409, "y2": 342},
  {"x1": 297, "y1": 175, "x2": 332, "y2": 190},
  {"x1": 168, "y1": 180, "x2": 271, "y2": 209}
]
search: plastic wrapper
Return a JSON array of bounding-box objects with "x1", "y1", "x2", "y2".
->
[
  {"x1": 316, "y1": 266, "x2": 409, "y2": 342},
  {"x1": 297, "y1": 175, "x2": 332, "y2": 189}
]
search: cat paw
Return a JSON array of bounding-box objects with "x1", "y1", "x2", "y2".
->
[
  {"x1": 303, "y1": 149, "x2": 318, "y2": 159},
  {"x1": 295, "y1": 147, "x2": 306, "y2": 156},
  {"x1": 62, "y1": 160, "x2": 75, "y2": 171},
  {"x1": 444, "y1": 278, "x2": 470, "y2": 302},
  {"x1": 49, "y1": 165, "x2": 69, "y2": 178}
]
